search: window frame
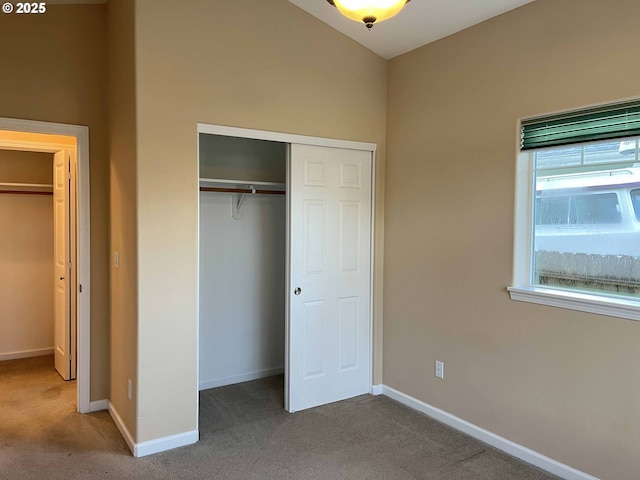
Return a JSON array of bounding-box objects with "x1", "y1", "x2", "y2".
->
[{"x1": 509, "y1": 144, "x2": 640, "y2": 323}]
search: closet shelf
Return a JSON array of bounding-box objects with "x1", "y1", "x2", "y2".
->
[
  {"x1": 199, "y1": 178, "x2": 285, "y2": 220},
  {"x1": 199, "y1": 178, "x2": 285, "y2": 191},
  {"x1": 0, "y1": 182, "x2": 54, "y2": 196}
]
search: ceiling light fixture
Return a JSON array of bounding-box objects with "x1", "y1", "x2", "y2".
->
[{"x1": 326, "y1": 0, "x2": 411, "y2": 30}]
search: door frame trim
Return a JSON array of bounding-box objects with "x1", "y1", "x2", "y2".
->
[
  {"x1": 197, "y1": 123, "x2": 377, "y2": 153},
  {"x1": 0, "y1": 117, "x2": 91, "y2": 414},
  {"x1": 196, "y1": 122, "x2": 376, "y2": 416}
]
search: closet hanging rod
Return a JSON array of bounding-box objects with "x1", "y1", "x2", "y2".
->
[
  {"x1": 200, "y1": 186, "x2": 285, "y2": 195},
  {"x1": 0, "y1": 182, "x2": 54, "y2": 189},
  {"x1": 0, "y1": 182, "x2": 54, "y2": 196}
]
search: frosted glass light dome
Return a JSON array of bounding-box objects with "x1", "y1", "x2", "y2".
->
[{"x1": 329, "y1": 0, "x2": 410, "y2": 29}]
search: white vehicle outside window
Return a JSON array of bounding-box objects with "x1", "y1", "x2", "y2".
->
[{"x1": 509, "y1": 101, "x2": 640, "y2": 321}]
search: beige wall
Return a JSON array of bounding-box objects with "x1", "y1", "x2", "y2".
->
[
  {"x1": 108, "y1": 0, "x2": 138, "y2": 437},
  {"x1": 0, "y1": 6, "x2": 109, "y2": 400},
  {"x1": 0, "y1": 151, "x2": 54, "y2": 358},
  {"x1": 134, "y1": 0, "x2": 387, "y2": 442},
  {"x1": 385, "y1": 1, "x2": 640, "y2": 478},
  {"x1": 0, "y1": 150, "x2": 53, "y2": 184}
]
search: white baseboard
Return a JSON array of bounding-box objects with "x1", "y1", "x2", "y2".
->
[
  {"x1": 0, "y1": 347, "x2": 54, "y2": 361},
  {"x1": 108, "y1": 402, "x2": 135, "y2": 455},
  {"x1": 134, "y1": 430, "x2": 199, "y2": 458},
  {"x1": 371, "y1": 384, "x2": 383, "y2": 395},
  {"x1": 199, "y1": 366, "x2": 284, "y2": 391},
  {"x1": 89, "y1": 399, "x2": 108, "y2": 412},
  {"x1": 108, "y1": 401, "x2": 198, "y2": 457},
  {"x1": 381, "y1": 385, "x2": 599, "y2": 480}
]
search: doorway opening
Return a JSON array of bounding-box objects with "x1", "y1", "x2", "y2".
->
[{"x1": 0, "y1": 118, "x2": 91, "y2": 413}]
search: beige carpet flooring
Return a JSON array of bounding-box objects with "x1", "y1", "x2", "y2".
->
[{"x1": 0, "y1": 355, "x2": 561, "y2": 479}]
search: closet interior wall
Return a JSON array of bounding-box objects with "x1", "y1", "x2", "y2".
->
[
  {"x1": 0, "y1": 149, "x2": 55, "y2": 361},
  {"x1": 198, "y1": 134, "x2": 287, "y2": 390}
]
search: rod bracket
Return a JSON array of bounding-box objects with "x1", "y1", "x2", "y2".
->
[{"x1": 232, "y1": 185, "x2": 255, "y2": 220}]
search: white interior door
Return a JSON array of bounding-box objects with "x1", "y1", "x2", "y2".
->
[
  {"x1": 288, "y1": 143, "x2": 372, "y2": 412},
  {"x1": 53, "y1": 149, "x2": 71, "y2": 380},
  {"x1": 69, "y1": 149, "x2": 77, "y2": 379}
]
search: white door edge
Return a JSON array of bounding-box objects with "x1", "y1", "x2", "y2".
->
[
  {"x1": 368, "y1": 150, "x2": 376, "y2": 393},
  {"x1": 0, "y1": 117, "x2": 91, "y2": 414},
  {"x1": 195, "y1": 130, "x2": 200, "y2": 429},
  {"x1": 284, "y1": 144, "x2": 292, "y2": 412}
]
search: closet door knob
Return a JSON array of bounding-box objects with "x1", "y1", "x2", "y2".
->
[
  {"x1": 59, "y1": 276, "x2": 65, "y2": 281},
  {"x1": 294, "y1": 287, "x2": 302, "y2": 295}
]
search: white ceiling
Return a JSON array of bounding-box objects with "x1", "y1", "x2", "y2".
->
[
  {"x1": 288, "y1": 0, "x2": 536, "y2": 59},
  {"x1": 46, "y1": 0, "x2": 535, "y2": 59}
]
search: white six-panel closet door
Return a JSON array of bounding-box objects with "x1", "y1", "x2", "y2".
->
[{"x1": 288, "y1": 143, "x2": 372, "y2": 412}]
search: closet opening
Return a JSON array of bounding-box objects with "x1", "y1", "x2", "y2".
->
[
  {"x1": 0, "y1": 149, "x2": 58, "y2": 366},
  {"x1": 197, "y1": 122, "x2": 376, "y2": 430},
  {"x1": 198, "y1": 133, "x2": 288, "y2": 417}
]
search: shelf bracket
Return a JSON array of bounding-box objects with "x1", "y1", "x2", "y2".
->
[{"x1": 232, "y1": 185, "x2": 255, "y2": 220}]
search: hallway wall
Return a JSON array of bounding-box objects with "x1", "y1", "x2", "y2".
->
[{"x1": 0, "y1": 5, "x2": 110, "y2": 400}]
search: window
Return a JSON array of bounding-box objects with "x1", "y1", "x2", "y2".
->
[
  {"x1": 535, "y1": 192, "x2": 622, "y2": 226},
  {"x1": 632, "y1": 189, "x2": 640, "y2": 221},
  {"x1": 509, "y1": 101, "x2": 640, "y2": 321}
]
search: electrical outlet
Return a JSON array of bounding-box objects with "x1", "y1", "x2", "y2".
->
[
  {"x1": 435, "y1": 360, "x2": 444, "y2": 379},
  {"x1": 114, "y1": 251, "x2": 120, "y2": 268},
  {"x1": 128, "y1": 379, "x2": 132, "y2": 400}
]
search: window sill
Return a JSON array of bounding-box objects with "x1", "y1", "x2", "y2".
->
[{"x1": 507, "y1": 286, "x2": 640, "y2": 322}]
